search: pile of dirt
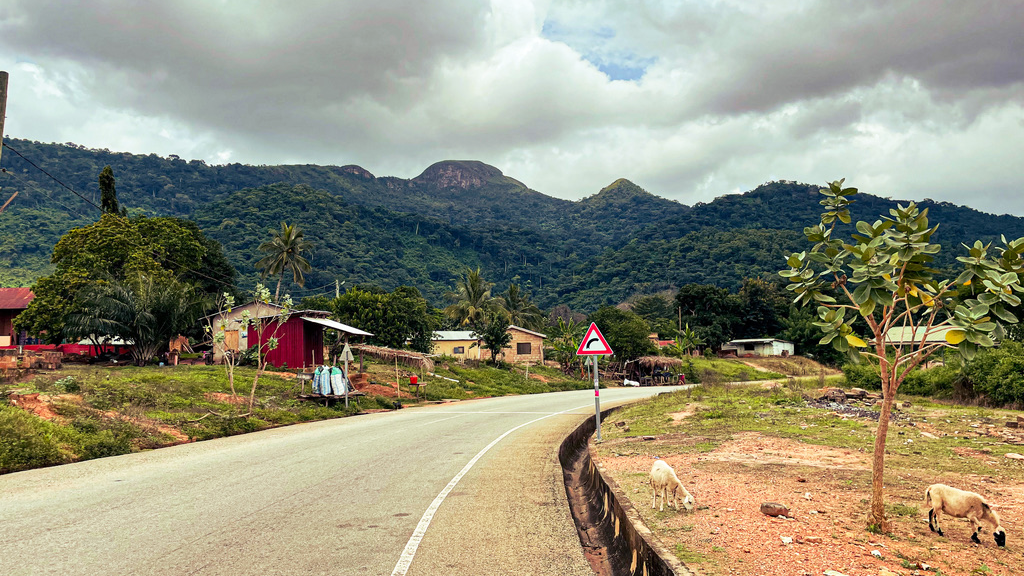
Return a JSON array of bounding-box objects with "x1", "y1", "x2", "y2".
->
[
  {"x1": 8, "y1": 393, "x2": 58, "y2": 420},
  {"x1": 359, "y1": 383, "x2": 413, "y2": 399}
]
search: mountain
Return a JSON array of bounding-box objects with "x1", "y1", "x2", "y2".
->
[{"x1": 3, "y1": 138, "x2": 1024, "y2": 312}]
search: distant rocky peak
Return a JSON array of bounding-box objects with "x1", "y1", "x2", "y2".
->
[
  {"x1": 340, "y1": 165, "x2": 375, "y2": 179},
  {"x1": 597, "y1": 178, "x2": 650, "y2": 197},
  {"x1": 413, "y1": 160, "x2": 507, "y2": 190}
]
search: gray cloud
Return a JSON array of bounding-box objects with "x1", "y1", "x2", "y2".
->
[{"x1": 1, "y1": 0, "x2": 1023, "y2": 216}]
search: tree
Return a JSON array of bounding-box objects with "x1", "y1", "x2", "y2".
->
[
  {"x1": 15, "y1": 213, "x2": 222, "y2": 343},
  {"x1": 444, "y1": 268, "x2": 499, "y2": 329},
  {"x1": 331, "y1": 285, "x2": 438, "y2": 352},
  {"x1": 675, "y1": 284, "x2": 742, "y2": 350},
  {"x1": 780, "y1": 179, "x2": 1023, "y2": 531},
  {"x1": 209, "y1": 284, "x2": 293, "y2": 414},
  {"x1": 501, "y1": 283, "x2": 544, "y2": 330},
  {"x1": 665, "y1": 324, "x2": 705, "y2": 357},
  {"x1": 548, "y1": 316, "x2": 585, "y2": 375},
  {"x1": 67, "y1": 274, "x2": 203, "y2": 366},
  {"x1": 255, "y1": 222, "x2": 313, "y2": 302},
  {"x1": 99, "y1": 166, "x2": 120, "y2": 215},
  {"x1": 474, "y1": 312, "x2": 512, "y2": 365},
  {"x1": 735, "y1": 277, "x2": 788, "y2": 339},
  {"x1": 587, "y1": 306, "x2": 657, "y2": 361}
]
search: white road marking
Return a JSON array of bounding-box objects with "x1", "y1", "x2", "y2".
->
[{"x1": 390, "y1": 403, "x2": 591, "y2": 576}]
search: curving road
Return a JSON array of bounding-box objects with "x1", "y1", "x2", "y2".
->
[{"x1": 0, "y1": 386, "x2": 679, "y2": 575}]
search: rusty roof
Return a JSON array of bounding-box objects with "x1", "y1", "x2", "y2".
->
[{"x1": 0, "y1": 288, "x2": 35, "y2": 310}]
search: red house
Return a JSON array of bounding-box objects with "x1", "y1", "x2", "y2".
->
[{"x1": 0, "y1": 288, "x2": 34, "y2": 347}]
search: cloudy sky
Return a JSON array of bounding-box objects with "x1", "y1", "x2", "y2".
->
[{"x1": 1, "y1": 1, "x2": 1023, "y2": 215}]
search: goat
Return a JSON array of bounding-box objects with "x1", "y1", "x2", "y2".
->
[
  {"x1": 925, "y1": 483, "x2": 1006, "y2": 547},
  {"x1": 650, "y1": 459, "x2": 694, "y2": 512}
]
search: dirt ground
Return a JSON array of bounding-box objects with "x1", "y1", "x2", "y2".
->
[{"x1": 596, "y1": 432, "x2": 1023, "y2": 576}]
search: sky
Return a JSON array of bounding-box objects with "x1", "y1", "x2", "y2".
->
[{"x1": 1, "y1": 1, "x2": 1023, "y2": 215}]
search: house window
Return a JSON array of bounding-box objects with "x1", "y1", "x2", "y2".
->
[
  {"x1": 517, "y1": 342, "x2": 531, "y2": 355},
  {"x1": 743, "y1": 343, "x2": 755, "y2": 351},
  {"x1": 452, "y1": 346, "x2": 465, "y2": 354}
]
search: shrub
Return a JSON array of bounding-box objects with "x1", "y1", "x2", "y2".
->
[
  {"x1": 0, "y1": 405, "x2": 67, "y2": 473},
  {"x1": 842, "y1": 362, "x2": 881, "y2": 390},
  {"x1": 54, "y1": 376, "x2": 81, "y2": 393}
]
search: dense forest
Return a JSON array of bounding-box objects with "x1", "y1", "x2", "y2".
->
[{"x1": 3, "y1": 138, "x2": 1024, "y2": 311}]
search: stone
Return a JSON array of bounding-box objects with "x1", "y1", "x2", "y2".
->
[
  {"x1": 804, "y1": 536, "x2": 822, "y2": 544},
  {"x1": 780, "y1": 536, "x2": 793, "y2": 545},
  {"x1": 614, "y1": 421, "x2": 626, "y2": 427},
  {"x1": 920, "y1": 431, "x2": 938, "y2": 439},
  {"x1": 879, "y1": 569, "x2": 898, "y2": 576},
  {"x1": 823, "y1": 571, "x2": 849, "y2": 576},
  {"x1": 796, "y1": 477, "x2": 807, "y2": 482},
  {"x1": 871, "y1": 550, "x2": 883, "y2": 558},
  {"x1": 760, "y1": 502, "x2": 792, "y2": 518},
  {"x1": 1005, "y1": 453, "x2": 1024, "y2": 460}
]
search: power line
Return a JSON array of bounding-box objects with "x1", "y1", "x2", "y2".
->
[
  {"x1": 2, "y1": 140, "x2": 102, "y2": 212},
  {"x1": 1, "y1": 167, "x2": 95, "y2": 221}
]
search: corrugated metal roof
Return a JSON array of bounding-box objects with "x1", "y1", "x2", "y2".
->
[
  {"x1": 0, "y1": 288, "x2": 34, "y2": 310},
  {"x1": 301, "y1": 316, "x2": 374, "y2": 337},
  {"x1": 725, "y1": 338, "x2": 792, "y2": 345},
  {"x1": 878, "y1": 326, "x2": 957, "y2": 345},
  {"x1": 432, "y1": 330, "x2": 478, "y2": 341}
]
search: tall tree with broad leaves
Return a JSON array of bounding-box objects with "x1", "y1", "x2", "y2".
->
[
  {"x1": 255, "y1": 222, "x2": 313, "y2": 302},
  {"x1": 781, "y1": 178, "x2": 1024, "y2": 532},
  {"x1": 473, "y1": 311, "x2": 513, "y2": 365},
  {"x1": 501, "y1": 283, "x2": 544, "y2": 331},
  {"x1": 444, "y1": 268, "x2": 499, "y2": 330}
]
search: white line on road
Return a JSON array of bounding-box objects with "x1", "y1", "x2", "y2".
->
[{"x1": 390, "y1": 403, "x2": 591, "y2": 576}]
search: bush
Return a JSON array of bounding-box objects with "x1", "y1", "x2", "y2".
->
[
  {"x1": 842, "y1": 362, "x2": 881, "y2": 390},
  {"x1": 54, "y1": 375, "x2": 81, "y2": 393},
  {"x1": 965, "y1": 342, "x2": 1024, "y2": 406},
  {"x1": 0, "y1": 405, "x2": 67, "y2": 473}
]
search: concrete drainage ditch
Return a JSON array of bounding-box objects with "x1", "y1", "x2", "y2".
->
[{"x1": 559, "y1": 407, "x2": 693, "y2": 576}]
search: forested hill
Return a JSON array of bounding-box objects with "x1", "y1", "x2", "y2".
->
[{"x1": 3, "y1": 138, "x2": 1023, "y2": 311}]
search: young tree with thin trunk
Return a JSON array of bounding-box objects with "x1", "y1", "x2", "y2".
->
[{"x1": 780, "y1": 179, "x2": 1024, "y2": 531}]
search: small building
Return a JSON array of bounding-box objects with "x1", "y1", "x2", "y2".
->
[
  {"x1": 0, "y1": 288, "x2": 34, "y2": 347},
  {"x1": 205, "y1": 302, "x2": 285, "y2": 362},
  {"x1": 648, "y1": 333, "x2": 675, "y2": 348},
  {"x1": 721, "y1": 338, "x2": 794, "y2": 357},
  {"x1": 481, "y1": 325, "x2": 547, "y2": 364},
  {"x1": 431, "y1": 330, "x2": 481, "y2": 360},
  {"x1": 245, "y1": 311, "x2": 374, "y2": 369}
]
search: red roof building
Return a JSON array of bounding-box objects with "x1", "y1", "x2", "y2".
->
[{"x1": 0, "y1": 288, "x2": 35, "y2": 347}]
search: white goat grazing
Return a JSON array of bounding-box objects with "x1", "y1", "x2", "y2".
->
[
  {"x1": 650, "y1": 459, "x2": 694, "y2": 512},
  {"x1": 925, "y1": 483, "x2": 1006, "y2": 547}
]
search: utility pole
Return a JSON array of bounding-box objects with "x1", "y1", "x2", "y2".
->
[{"x1": 0, "y1": 71, "x2": 13, "y2": 215}]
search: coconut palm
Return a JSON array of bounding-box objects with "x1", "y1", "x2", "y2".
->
[
  {"x1": 255, "y1": 222, "x2": 313, "y2": 302},
  {"x1": 500, "y1": 283, "x2": 545, "y2": 331},
  {"x1": 444, "y1": 268, "x2": 499, "y2": 329}
]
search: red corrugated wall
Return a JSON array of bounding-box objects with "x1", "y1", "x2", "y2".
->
[{"x1": 248, "y1": 316, "x2": 323, "y2": 368}]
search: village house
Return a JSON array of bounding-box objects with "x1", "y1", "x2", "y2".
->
[
  {"x1": 0, "y1": 288, "x2": 34, "y2": 347},
  {"x1": 481, "y1": 325, "x2": 547, "y2": 364},
  {"x1": 721, "y1": 337, "x2": 794, "y2": 357},
  {"x1": 205, "y1": 302, "x2": 285, "y2": 363},
  {"x1": 431, "y1": 330, "x2": 481, "y2": 360}
]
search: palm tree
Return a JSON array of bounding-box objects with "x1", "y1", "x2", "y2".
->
[
  {"x1": 255, "y1": 222, "x2": 313, "y2": 302},
  {"x1": 500, "y1": 283, "x2": 544, "y2": 330},
  {"x1": 444, "y1": 268, "x2": 499, "y2": 329},
  {"x1": 67, "y1": 275, "x2": 203, "y2": 366}
]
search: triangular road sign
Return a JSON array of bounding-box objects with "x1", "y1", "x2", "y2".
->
[
  {"x1": 339, "y1": 343, "x2": 355, "y2": 362},
  {"x1": 576, "y1": 323, "x2": 614, "y2": 356}
]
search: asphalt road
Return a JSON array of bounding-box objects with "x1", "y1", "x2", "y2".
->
[{"x1": 0, "y1": 385, "x2": 679, "y2": 575}]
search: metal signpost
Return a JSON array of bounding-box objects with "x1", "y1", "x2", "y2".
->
[
  {"x1": 576, "y1": 323, "x2": 613, "y2": 440},
  {"x1": 340, "y1": 343, "x2": 355, "y2": 408}
]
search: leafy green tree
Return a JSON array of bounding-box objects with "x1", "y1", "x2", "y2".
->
[
  {"x1": 331, "y1": 285, "x2": 438, "y2": 352},
  {"x1": 473, "y1": 311, "x2": 512, "y2": 365},
  {"x1": 548, "y1": 316, "x2": 585, "y2": 375},
  {"x1": 777, "y1": 306, "x2": 845, "y2": 366},
  {"x1": 587, "y1": 306, "x2": 656, "y2": 361},
  {"x1": 66, "y1": 274, "x2": 203, "y2": 366},
  {"x1": 735, "y1": 277, "x2": 788, "y2": 338},
  {"x1": 780, "y1": 178, "x2": 1024, "y2": 531},
  {"x1": 15, "y1": 214, "x2": 220, "y2": 343},
  {"x1": 501, "y1": 283, "x2": 544, "y2": 330},
  {"x1": 629, "y1": 293, "x2": 677, "y2": 337},
  {"x1": 255, "y1": 222, "x2": 313, "y2": 302},
  {"x1": 444, "y1": 268, "x2": 499, "y2": 329},
  {"x1": 675, "y1": 284, "x2": 742, "y2": 350}
]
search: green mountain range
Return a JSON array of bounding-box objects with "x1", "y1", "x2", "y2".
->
[{"x1": 3, "y1": 138, "x2": 1023, "y2": 311}]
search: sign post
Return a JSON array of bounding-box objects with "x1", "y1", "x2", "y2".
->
[
  {"x1": 576, "y1": 323, "x2": 613, "y2": 441},
  {"x1": 340, "y1": 343, "x2": 355, "y2": 408}
]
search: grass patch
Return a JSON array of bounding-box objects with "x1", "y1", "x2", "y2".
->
[{"x1": 674, "y1": 543, "x2": 708, "y2": 564}]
